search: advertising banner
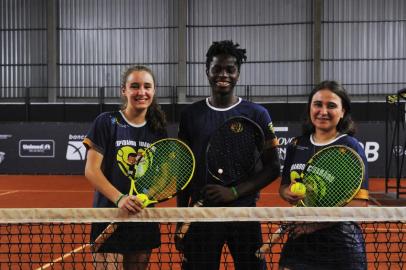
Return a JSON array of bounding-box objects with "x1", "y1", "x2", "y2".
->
[
  {"x1": 0, "y1": 123, "x2": 89, "y2": 174},
  {"x1": 0, "y1": 122, "x2": 403, "y2": 177}
]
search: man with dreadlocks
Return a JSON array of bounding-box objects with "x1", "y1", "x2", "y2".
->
[{"x1": 176, "y1": 40, "x2": 280, "y2": 269}]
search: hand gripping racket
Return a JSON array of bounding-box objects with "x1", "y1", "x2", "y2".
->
[
  {"x1": 256, "y1": 145, "x2": 365, "y2": 257},
  {"x1": 93, "y1": 138, "x2": 195, "y2": 252},
  {"x1": 175, "y1": 116, "x2": 265, "y2": 249}
]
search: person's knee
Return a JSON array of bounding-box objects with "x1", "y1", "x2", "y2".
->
[
  {"x1": 93, "y1": 252, "x2": 123, "y2": 270},
  {"x1": 123, "y1": 251, "x2": 151, "y2": 270}
]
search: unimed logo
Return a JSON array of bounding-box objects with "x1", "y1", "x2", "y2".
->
[
  {"x1": 66, "y1": 134, "x2": 86, "y2": 160},
  {"x1": 19, "y1": 140, "x2": 55, "y2": 158}
]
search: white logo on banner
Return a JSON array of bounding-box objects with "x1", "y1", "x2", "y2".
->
[
  {"x1": 393, "y1": 145, "x2": 405, "y2": 157},
  {"x1": 359, "y1": 142, "x2": 380, "y2": 162},
  {"x1": 19, "y1": 140, "x2": 55, "y2": 158},
  {"x1": 0, "y1": 134, "x2": 12, "y2": 140},
  {"x1": 275, "y1": 127, "x2": 292, "y2": 161},
  {"x1": 0, "y1": 152, "x2": 5, "y2": 164},
  {"x1": 66, "y1": 140, "x2": 86, "y2": 160}
]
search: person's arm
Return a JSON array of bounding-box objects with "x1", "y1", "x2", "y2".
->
[
  {"x1": 347, "y1": 199, "x2": 368, "y2": 207},
  {"x1": 85, "y1": 148, "x2": 143, "y2": 212},
  {"x1": 234, "y1": 144, "x2": 281, "y2": 198},
  {"x1": 278, "y1": 141, "x2": 305, "y2": 205},
  {"x1": 279, "y1": 182, "x2": 306, "y2": 205}
]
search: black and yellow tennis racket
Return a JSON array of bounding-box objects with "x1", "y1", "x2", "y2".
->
[
  {"x1": 256, "y1": 145, "x2": 365, "y2": 256},
  {"x1": 299, "y1": 144, "x2": 364, "y2": 207},
  {"x1": 93, "y1": 138, "x2": 195, "y2": 251},
  {"x1": 176, "y1": 116, "x2": 265, "y2": 250},
  {"x1": 129, "y1": 138, "x2": 196, "y2": 206}
]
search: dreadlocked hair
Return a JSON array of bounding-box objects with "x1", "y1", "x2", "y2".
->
[
  {"x1": 205, "y1": 40, "x2": 247, "y2": 71},
  {"x1": 120, "y1": 65, "x2": 167, "y2": 134}
]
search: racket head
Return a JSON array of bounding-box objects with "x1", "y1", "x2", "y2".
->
[
  {"x1": 133, "y1": 138, "x2": 195, "y2": 202},
  {"x1": 300, "y1": 145, "x2": 364, "y2": 207},
  {"x1": 206, "y1": 116, "x2": 265, "y2": 186}
]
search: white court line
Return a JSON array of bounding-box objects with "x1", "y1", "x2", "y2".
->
[
  {"x1": 35, "y1": 244, "x2": 90, "y2": 270},
  {"x1": 0, "y1": 190, "x2": 19, "y2": 196}
]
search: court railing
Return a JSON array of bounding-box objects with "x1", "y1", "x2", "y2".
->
[{"x1": 1, "y1": 83, "x2": 406, "y2": 104}]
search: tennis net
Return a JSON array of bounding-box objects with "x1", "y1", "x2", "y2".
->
[{"x1": 0, "y1": 207, "x2": 405, "y2": 269}]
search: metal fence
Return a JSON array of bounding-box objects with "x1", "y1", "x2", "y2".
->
[{"x1": 1, "y1": 83, "x2": 405, "y2": 104}]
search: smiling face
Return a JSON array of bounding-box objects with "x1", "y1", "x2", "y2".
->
[
  {"x1": 310, "y1": 89, "x2": 345, "y2": 134},
  {"x1": 122, "y1": 70, "x2": 155, "y2": 112},
  {"x1": 206, "y1": 54, "x2": 240, "y2": 95}
]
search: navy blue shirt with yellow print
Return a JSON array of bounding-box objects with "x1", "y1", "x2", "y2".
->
[
  {"x1": 280, "y1": 134, "x2": 368, "y2": 270},
  {"x1": 83, "y1": 111, "x2": 167, "y2": 208}
]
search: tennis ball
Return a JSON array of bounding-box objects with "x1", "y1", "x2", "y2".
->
[
  {"x1": 218, "y1": 168, "x2": 223, "y2": 174},
  {"x1": 136, "y1": 194, "x2": 148, "y2": 203},
  {"x1": 290, "y1": 182, "x2": 306, "y2": 196}
]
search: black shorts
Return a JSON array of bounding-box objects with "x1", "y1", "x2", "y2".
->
[
  {"x1": 91, "y1": 222, "x2": 161, "y2": 253},
  {"x1": 279, "y1": 222, "x2": 366, "y2": 270},
  {"x1": 182, "y1": 221, "x2": 266, "y2": 270}
]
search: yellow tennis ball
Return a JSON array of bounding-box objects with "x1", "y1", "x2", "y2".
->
[
  {"x1": 136, "y1": 194, "x2": 149, "y2": 204},
  {"x1": 290, "y1": 182, "x2": 306, "y2": 196}
]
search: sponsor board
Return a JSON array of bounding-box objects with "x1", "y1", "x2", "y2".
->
[
  {"x1": 19, "y1": 140, "x2": 55, "y2": 158},
  {"x1": 66, "y1": 134, "x2": 87, "y2": 160},
  {"x1": 0, "y1": 122, "x2": 398, "y2": 176}
]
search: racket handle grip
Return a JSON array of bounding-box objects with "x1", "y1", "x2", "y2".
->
[
  {"x1": 255, "y1": 226, "x2": 286, "y2": 259},
  {"x1": 91, "y1": 223, "x2": 118, "y2": 252},
  {"x1": 192, "y1": 199, "x2": 204, "y2": 207},
  {"x1": 177, "y1": 200, "x2": 203, "y2": 236},
  {"x1": 175, "y1": 200, "x2": 203, "y2": 251}
]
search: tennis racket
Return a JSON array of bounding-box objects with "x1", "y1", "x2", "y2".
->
[
  {"x1": 93, "y1": 138, "x2": 195, "y2": 252},
  {"x1": 256, "y1": 145, "x2": 365, "y2": 257},
  {"x1": 205, "y1": 116, "x2": 265, "y2": 186},
  {"x1": 175, "y1": 116, "x2": 265, "y2": 249}
]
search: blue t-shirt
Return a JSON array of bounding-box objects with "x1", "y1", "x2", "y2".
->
[
  {"x1": 178, "y1": 97, "x2": 277, "y2": 206},
  {"x1": 281, "y1": 134, "x2": 368, "y2": 189},
  {"x1": 83, "y1": 111, "x2": 167, "y2": 207}
]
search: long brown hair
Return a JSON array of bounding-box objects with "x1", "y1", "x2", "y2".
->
[{"x1": 120, "y1": 65, "x2": 167, "y2": 134}]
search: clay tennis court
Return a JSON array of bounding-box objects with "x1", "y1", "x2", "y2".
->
[{"x1": 0, "y1": 175, "x2": 397, "y2": 208}]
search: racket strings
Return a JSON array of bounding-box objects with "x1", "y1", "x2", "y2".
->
[
  {"x1": 207, "y1": 120, "x2": 264, "y2": 184},
  {"x1": 303, "y1": 146, "x2": 363, "y2": 207},
  {"x1": 135, "y1": 140, "x2": 194, "y2": 201}
]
